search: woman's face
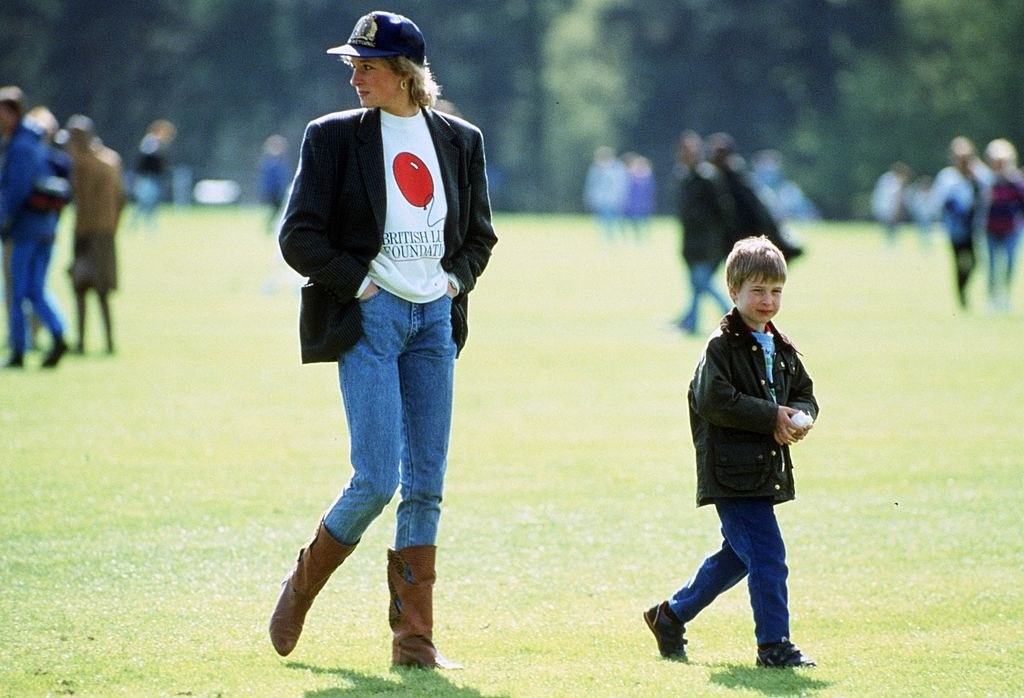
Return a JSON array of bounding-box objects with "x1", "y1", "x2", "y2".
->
[{"x1": 349, "y1": 58, "x2": 415, "y2": 116}]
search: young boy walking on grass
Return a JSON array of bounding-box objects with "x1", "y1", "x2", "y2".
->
[{"x1": 644, "y1": 236, "x2": 818, "y2": 668}]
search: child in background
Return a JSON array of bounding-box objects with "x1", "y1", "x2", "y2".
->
[
  {"x1": 644, "y1": 236, "x2": 819, "y2": 668},
  {"x1": 981, "y1": 138, "x2": 1024, "y2": 313}
]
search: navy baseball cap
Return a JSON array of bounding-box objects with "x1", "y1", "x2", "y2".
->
[{"x1": 327, "y1": 11, "x2": 425, "y2": 66}]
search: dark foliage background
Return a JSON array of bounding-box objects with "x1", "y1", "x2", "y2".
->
[{"x1": 3, "y1": 0, "x2": 1022, "y2": 217}]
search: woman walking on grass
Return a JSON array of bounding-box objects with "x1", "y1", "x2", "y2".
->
[{"x1": 269, "y1": 10, "x2": 497, "y2": 669}]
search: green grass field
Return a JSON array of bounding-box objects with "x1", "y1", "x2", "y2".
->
[{"x1": 3, "y1": 208, "x2": 1023, "y2": 697}]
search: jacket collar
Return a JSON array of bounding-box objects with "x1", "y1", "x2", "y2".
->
[
  {"x1": 354, "y1": 107, "x2": 459, "y2": 239},
  {"x1": 720, "y1": 308, "x2": 796, "y2": 351}
]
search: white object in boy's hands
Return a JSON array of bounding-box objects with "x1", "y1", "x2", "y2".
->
[{"x1": 791, "y1": 412, "x2": 813, "y2": 428}]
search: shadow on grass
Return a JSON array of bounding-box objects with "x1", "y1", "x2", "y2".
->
[
  {"x1": 708, "y1": 663, "x2": 831, "y2": 696},
  {"x1": 289, "y1": 662, "x2": 510, "y2": 697}
]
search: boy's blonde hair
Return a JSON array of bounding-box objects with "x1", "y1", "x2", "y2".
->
[{"x1": 725, "y1": 236, "x2": 788, "y2": 291}]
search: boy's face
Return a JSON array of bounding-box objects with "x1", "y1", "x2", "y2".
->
[{"x1": 730, "y1": 276, "x2": 784, "y2": 332}]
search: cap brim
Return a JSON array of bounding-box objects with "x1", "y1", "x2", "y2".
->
[{"x1": 326, "y1": 44, "x2": 400, "y2": 58}]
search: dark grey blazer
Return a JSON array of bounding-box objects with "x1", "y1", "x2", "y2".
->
[{"x1": 279, "y1": 107, "x2": 497, "y2": 363}]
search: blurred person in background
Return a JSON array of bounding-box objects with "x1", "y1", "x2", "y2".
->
[
  {"x1": 130, "y1": 118, "x2": 175, "y2": 232},
  {"x1": 622, "y1": 152, "x2": 655, "y2": 239},
  {"x1": 674, "y1": 130, "x2": 733, "y2": 335},
  {"x1": 257, "y1": 134, "x2": 292, "y2": 233},
  {"x1": 584, "y1": 145, "x2": 628, "y2": 239},
  {"x1": 21, "y1": 105, "x2": 72, "y2": 349},
  {"x1": 65, "y1": 115, "x2": 125, "y2": 354},
  {"x1": 871, "y1": 161, "x2": 911, "y2": 246},
  {"x1": 750, "y1": 149, "x2": 819, "y2": 223},
  {"x1": 24, "y1": 106, "x2": 72, "y2": 213},
  {"x1": 981, "y1": 138, "x2": 1024, "y2": 313},
  {"x1": 904, "y1": 174, "x2": 935, "y2": 246},
  {"x1": 708, "y1": 133, "x2": 804, "y2": 262},
  {"x1": 0, "y1": 87, "x2": 69, "y2": 368},
  {"x1": 269, "y1": 10, "x2": 497, "y2": 669},
  {"x1": 929, "y1": 136, "x2": 989, "y2": 310}
]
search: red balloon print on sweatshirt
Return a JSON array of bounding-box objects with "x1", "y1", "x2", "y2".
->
[{"x1": 393, "y1": 152, "x2": 434, "y2": 208}]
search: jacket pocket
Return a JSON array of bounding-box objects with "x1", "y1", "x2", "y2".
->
[
  {"x1": 299, "y1": 281, "x2": 361, "y2": 364},
  {"x1": 712, "y1": 440, "x2": 772, "y2": 492},
  {"x1": 450, "y1": 293, "x2": 468, "y2": 356}
]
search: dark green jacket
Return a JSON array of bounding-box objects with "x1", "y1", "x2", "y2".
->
[{"x1": 688, "y1": 309, "x2": 818, "y2": 506}]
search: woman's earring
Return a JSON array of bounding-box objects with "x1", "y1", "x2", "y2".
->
[{"x1": 400, "y1": 81, "x2": 407, "y2": 90}]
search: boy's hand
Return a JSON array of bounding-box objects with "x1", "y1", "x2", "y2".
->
[{"x1": 774, "y1": 407, "x2": 812, "y2": 445}]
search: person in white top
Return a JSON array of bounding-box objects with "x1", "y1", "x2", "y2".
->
[
  {"x1": 870, "y1": 161, "x2": 910, "y2": 245},
  {"x1": 270, "y1": 11, "x2": 497, "y2": 669}
]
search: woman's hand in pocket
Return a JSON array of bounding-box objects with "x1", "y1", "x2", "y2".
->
[{"x1": 358, "y1": 281, "x2": 381, "y2": 301}]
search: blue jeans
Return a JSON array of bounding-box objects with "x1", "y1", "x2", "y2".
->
[
  {"x1": 668, "y1": 498, "x2": 790, "y2": 645},
  {"x1": 131, "y1": 176, "x2": 160, "y2": 230},
  {"x1": 324, "y1": 290, "x2": 456, "y2": 550},
  {"x1": 986, "y1": 229, "x2": 1021, "y2": 300},
  {"x1": 8, "y1": 238, "x2": 66, "y2": 354},
  {"x1": 679, "y1": 262, "x2": 731, "y2": 333}
]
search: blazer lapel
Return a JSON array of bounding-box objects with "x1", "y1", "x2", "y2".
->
[
  {"x1": 355, "y1": 109, "x2": 387, "y2": 236},
  {"x1": 424, "y1": 109, "x2": 460, "y2": 247}
]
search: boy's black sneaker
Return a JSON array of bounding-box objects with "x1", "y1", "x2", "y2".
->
[
  {"x1": 756, "y1": 639, "x2": 816, "y2": 668},
  {"x1": 643, "y1": 601, "x2": 687, "y2": 661}
]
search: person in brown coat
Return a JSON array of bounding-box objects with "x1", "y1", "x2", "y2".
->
[{"x1": 64, "y1": 115, "x2": 124, "y2": 354}]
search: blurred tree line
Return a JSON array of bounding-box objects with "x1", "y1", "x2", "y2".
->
[{"x1": 2, "y1": 0, "x2": 1021, "y2": 218}]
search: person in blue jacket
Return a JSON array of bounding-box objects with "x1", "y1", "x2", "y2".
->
[
  {"x1": 0, "y1": 86, "x2": 69, "y2": 368},
  {"x1": 257, "y1": 134, "x2": 292, "y2": 232}
]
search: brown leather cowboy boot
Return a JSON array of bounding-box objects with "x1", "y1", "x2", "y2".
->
[
  {"x1": 269, "y1": 519, "x2": 355, "y2": 656},
  {"x1": 387, "y1": 545, "x2": 462, "y2": 669}
]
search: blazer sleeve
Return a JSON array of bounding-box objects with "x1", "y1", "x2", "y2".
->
[
  {"x1": 445, "y1": 122, "x2": 497, "y2": 294},
  {"x1": 279, "y1": 118, "x2": 369, "y2": 301}
]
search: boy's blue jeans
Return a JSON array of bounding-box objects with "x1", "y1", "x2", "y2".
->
[
  {"x1": 668, "y1": 498, "x2": 790, "y2": 646},
  {"x1": 324, "y1": 290, "x2": 455, "y2": 550}
]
